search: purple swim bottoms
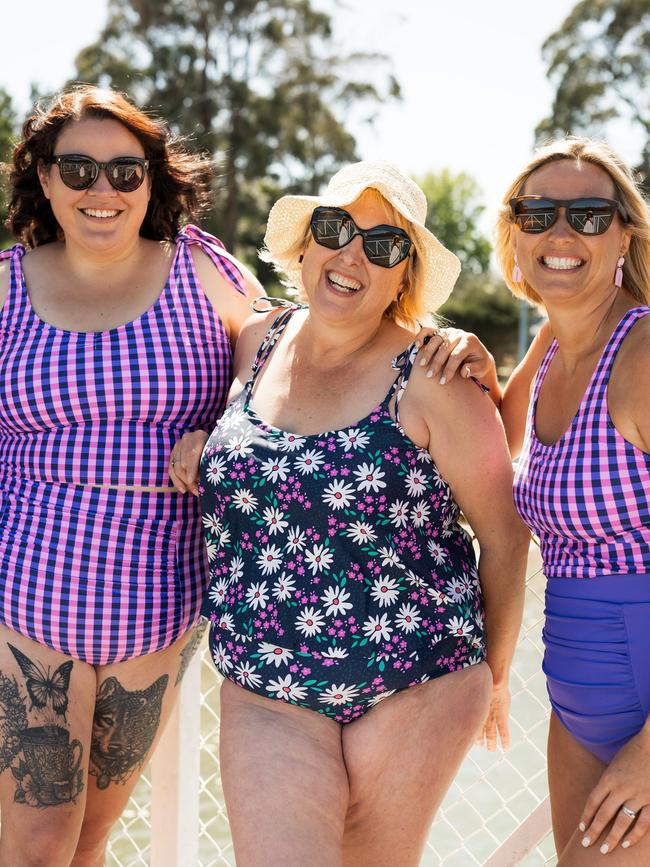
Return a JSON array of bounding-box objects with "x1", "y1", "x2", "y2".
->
[{"x1": 543, "y1": 574, "x2": 650, "y2": 764}]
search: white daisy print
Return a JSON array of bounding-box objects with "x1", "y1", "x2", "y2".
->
[
  {"x1": 295, "y1": 449, "x2": 325, "y2": 475},
  {"x1": 410, "y1": 500, "x2": 430, "y2": 527},
  {"x1": 320, "y1": 585, "x2": 353, "y2": 616},
  {"x1": 205, "y1": 539, "x2": 218, "y2": 562},
  {"x1": 304, "y1": 543, "x2": 334, "y2": 575},
  {"x1": 226, "y1": 434, "x2": 253, "y2": 460},
  {"x1": 320, "y1": 646, "x2": 349, "y2": 660},
  {"x1": 388, "y1": 499, "x2": 409, "y2": 528},
  {"x1": 234, "y1": 661, "x2": 263, "y2": 688},
  {"x1": 395, "y1": 603, "x2": 421, "y2": 633},
  {"x1": 370, "y1": 576, "x2": 400, "y2": 608},
  {"x1": 229, "y1": 555, "x2": 244, "y2": 581},
  {"x1": 285, "y1": 525, "x2": 306, "y2": 553},
  {"x1": 262, "y1": 506, "x2": 289, "y2": 536},
  {"x1": 318, "y1": 683, "x2": 360, "y2": 706},
  {"x1": 295, "y1": 606, "x2": 326, "y2": 637},
  {"x1": 404, "y1": 568, "x2": 426, "y2": 588},
  {"x1": 322, "y1": 479, "x2": 356, "y2": 510},
  {"x1": 256, "y1": 545, "x2": 283, "y2": 576},
  {"x1": 260, "y1": 455, "x2": 290, "y2": 482},
  {"x1": 232, "y1": 488, "x2": 258, "y2": 514},
  {"x1": 337, "y1": 428, "x2": 370, "y2": 452},
  {"x1": 353, "y1": 461, "x2": 386, "y2": 493},
  {"x1": 202, "y1": 512, "x2": 221, "y2": 533},
  {"x1": 362, "y1": 613, "x2": 393, "y2": 643},
  {"x1": 208, "y1": 578, "x2": 229, "y2": 605},
  {"x1": 367, "y1": 689, "x2": 396, "y2": 707},
  {"x1": 272, "y1": 571, "x2": 297, "y2": 601},
  {"x1": 266, "y1": 675, "x2": 308, "y2": 702},
  {"x1": 217, "y1": 527, "x2": 231, "y2": 549},
  {"x1": 258, "y1": 642, "x2": 294, "y2": 667},
  {"x1": 377, "y1": 546, "x2": 401, "y2": 568},
  {"x1": 204, "y1": 455, "x2": 228, "y2": 485},
  {"x1": 277, "y1": 432, "x2": 307, "y2": 452},
  {"x1": 405, "y1": 468, "x2": 428, "y2": 497},
  {"x1": 446, "y1": 616, "x2": 475, "y2": 638},
  {"x1": 445, "y1": 578, "x2": 469, "y2": 602},
  {"x1": 427, "y1": 539, "x2": 448, "y2": 565},
  {"x1": 345, "y1": 520, "x2": 377, "y2": 545},
  {"x1": 212, "y1": 642, "x2": 233, "y2": 673},
  {"x1": 245, "y1": 580, "x2": 269, "y2": 610},
  {"x1": 215, "y1": 612, "x2": 235, "y2": 633}
]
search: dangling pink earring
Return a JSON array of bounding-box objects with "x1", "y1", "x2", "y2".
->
[
  {"x1": 614, "y1": 256, "x2": 625, "y2": 289},
  {"x1": 512, "y1": 256, "x2": 522, "y2": 283}
]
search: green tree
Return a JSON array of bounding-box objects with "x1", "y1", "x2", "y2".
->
[
  {"x1": 0, "y1": 88, "x2": 18, "y2": 247},
  {"x1": 418, "y1": 169, "x2": 519, "y2": 368},
  {"x1": 537, "y1": 0, "x2": 650, "y2": 182},
  {"x1": 74, "y1": 0, "x2": 399, "y2": 265}
]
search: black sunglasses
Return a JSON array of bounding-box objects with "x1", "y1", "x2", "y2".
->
[
  {"x1": 510, "y1": 196, "x2": 629, "y2": 236},
  {"x1": 309, "y1": 206, "x2": 413, "y2": 268},
  {"x1": 50, "y1": 154, "x2": 149, "y2": 192}
]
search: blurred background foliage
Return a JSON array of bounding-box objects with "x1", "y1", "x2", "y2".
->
[{"x1": 1, "y1": 0, "x2": 648, "y2": 371}]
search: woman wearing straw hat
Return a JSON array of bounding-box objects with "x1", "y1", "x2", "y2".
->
[{"x1": 172, "y1": 160, "x2": 529, "y2": 865}]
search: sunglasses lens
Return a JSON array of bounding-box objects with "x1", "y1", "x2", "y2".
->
[
  {"x1": 57, "y1": 157, "x2": 97, "y2": 190},
  {"x1": 513, "y1": 200, "x2": 557, "y2": 233},
  {"x1": 364, "y1": 231, "x2": 411, "y2": 268},
  {"x1": 567, "y1": 200, "x2": 616, "y2": 235},
  {"x1": 311, "y1": 209, "x2": 352, "y2": 249},
  {"x1": 109, "y1": 160, "x2": 147, "y2": 192}
]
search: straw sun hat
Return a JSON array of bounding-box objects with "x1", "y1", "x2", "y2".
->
[{"x1": 263, "y1": 160, "x2": 461, "y2": 312}]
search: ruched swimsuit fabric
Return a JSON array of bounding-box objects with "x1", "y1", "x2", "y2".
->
[
  {"x1": 514, "y1": 308, "x2": 650, "y2": 762},
  {"x1": 200, "y1": 305, "x2": 486, "y2": 722},
  {"x1": 0, "y1": 226, "x2": 244, "y2": 664}
]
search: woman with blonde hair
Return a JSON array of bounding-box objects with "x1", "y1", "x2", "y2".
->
[
  {"x1": 424, "y1": 137, "x2": 650, "y2": 863},
  {"x1": 171, "y1": 160, "x2": 529, "y2": 865}
]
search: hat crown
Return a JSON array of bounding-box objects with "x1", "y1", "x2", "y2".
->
[{"x1": 326, "y1": 160, "x2": 427, "y2": 226}]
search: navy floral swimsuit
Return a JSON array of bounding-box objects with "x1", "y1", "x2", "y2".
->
[{"x1": 200, "y1": 305, "x2": 486, "y2": 722}]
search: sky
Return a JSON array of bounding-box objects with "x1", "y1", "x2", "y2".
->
[{"x1": 1, "y1": 0, "x2": 640, "y2": 234}]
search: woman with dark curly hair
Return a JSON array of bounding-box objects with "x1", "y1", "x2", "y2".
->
[{"x1": 0, "y1": 84, "x2": 260, "y2": 865}]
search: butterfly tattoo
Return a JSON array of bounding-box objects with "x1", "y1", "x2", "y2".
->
[{"x1": 8, "y1": 644, "x2": 73, "y2": 720}]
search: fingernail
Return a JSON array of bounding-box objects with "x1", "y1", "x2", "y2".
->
[
  {"x1": 622, "y1": 841, "x2": 630, "y2": 849},
  {"x1": 426, "y1": 370, "x2": 433, "y2": 378},
  {"x1": 582, "y1": 837, "x2": 590, "y2": 848},
  {"x1": 419, "y1": 357, "x2": 427, "y2": 366},
  {"x1": 579, "y1": 823, "x2": 586, "y2": 832},
  {"x1": 439, "y1": 375, "x2": 446, "y2": 385},
  {"x1": 600, "y1": 843, "x2": 609, "y2": 854}
]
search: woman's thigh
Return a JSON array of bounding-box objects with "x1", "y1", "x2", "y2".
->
[
  {"x1": 550, "y1": 713, "x2": 650, "y2": 866},
  {"x1": 218, "y1": 679, "x2": 350, "y2": 867},
  {"x1": 0, "y1": 624, "x2": 97, "y2": 865},
  {"x1": 341, "y1": 662, "x2": 492, "y2": 867},
  {"x1": 78, "y1": 625, "x2": 203, "y2": 843}
]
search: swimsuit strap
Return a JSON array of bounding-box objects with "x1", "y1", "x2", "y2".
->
[
  {"x1": 175, "y1": 224, "x2": 247, "y2": 296},
  {"x1": 388, "y1": 341, "x2": 419, "y2": 425},
  {"x1": 244, "y1": 299, "x2": 303, "y2": 407}
]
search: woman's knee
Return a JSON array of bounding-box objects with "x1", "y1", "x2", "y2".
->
[{"x1": 0, "y1": 820, "x2": 81, "y2": 867}]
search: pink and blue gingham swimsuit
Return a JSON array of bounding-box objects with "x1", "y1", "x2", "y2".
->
[
  {"x1": 200, "y1": 305, "x2": 486, "y2": 721},
  {"x1": 0, "y1": 226, "x2": 244, "y2": 665},
  {"x1": 514, "y1": 307, "x2": 650, "y2": 578},
  {"x1": 514, "y1": 307, "x2": 650, "y2": 762}
]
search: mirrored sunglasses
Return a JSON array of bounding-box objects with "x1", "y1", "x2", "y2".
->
[
  {"x1": 310, "y1": 206, "x2": 413, "y2": 268},
  {"x1": 510, "y1": 196, "x2": 628, "y2": 236},
  {"x1": 50, "y1": 154, "x2": 149, "y2": 192}
]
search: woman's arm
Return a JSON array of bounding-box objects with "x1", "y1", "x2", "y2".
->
[
  {"x1": 500, "y1": 321, "x2": 552, "y2": 458},
  {"x1": 401, "y1": 367, "x2": 531, "y2": 749}
]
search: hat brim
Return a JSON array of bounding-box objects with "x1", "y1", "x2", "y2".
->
[{"x1": 263, "y1": 181, "x2": 460, "y2": 313}]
